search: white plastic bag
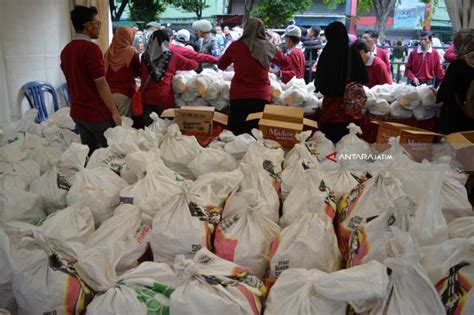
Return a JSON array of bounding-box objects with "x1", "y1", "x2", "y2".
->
[
  {"x1": 151, "y1": 187, "x2": 212, "y2": 266},
  {"x1": 66, "y1": 145, "x2": 129, "y2": 227},
  {"x1": 187, "y1": 148, "x2": 238, "y2": 177},
  {"x1": 87, "y1": 262, "x2": 177, "y2": 315},
  {"x1": 419, "y1": 238, "x2": 474, "y2": 315},
  {"x1": 265, "y1": 261, "x2": 389, "y2": 315},
  {"x1": 159, "y1": 124, "x2": 203, "y2": 179},
  {"x1": 267, "y1": 213, "x2": 340, "y2": 287},
  {"x1": 368, "y1": 98, "x2": 391, "y2": 116},
  {"x1": 214, "y1": 190, "x2": 280, "y2": 278},
  {"x1": 448, "y1": 217, "x2": 474, "y2": 239},
  {"x1": 281, "y1": 169, "x2": 337, "y2": 227},
  {"x1": 171, "y1": 248, "x2": 266, "y2": 315}
]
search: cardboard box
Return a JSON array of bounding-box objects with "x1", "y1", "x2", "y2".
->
[
  {"x1": 246, "y1": 105, "x2": 318, "y2": 147},
  {"x1": 372, "y1": 120, "x2": 443, "y2": 160},
  {"x1": 445, "y1": 131, "x2": 474, "y2": 172},
  {"x1": 161, "y1": 106, "x2": 228, "y2": 136}
]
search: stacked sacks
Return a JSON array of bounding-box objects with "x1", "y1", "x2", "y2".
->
[{"x1": 362, "y1": 83, "x2": 440, "y2": 120}]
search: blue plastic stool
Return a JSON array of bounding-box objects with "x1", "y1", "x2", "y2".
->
[
  {"x1": 22, "y1": 81, "x2": 59, "y2": 122},
  {"x1": 59, "y1": 82, "x2": 70, "y2": 107}
]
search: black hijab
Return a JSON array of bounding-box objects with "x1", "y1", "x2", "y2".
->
[
  {"x1": 142, "y1": 30, "x2": 173, "y2": 82},
  {"x1": 315, "y1": 22, "x2": 367, "y2": 96}
]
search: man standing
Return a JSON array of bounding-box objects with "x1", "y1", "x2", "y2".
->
[
  {"x1": 352, "y1": 39, "x2": 392, "y2": 88},
  {"x1": 144, "y1": 21, "x2": 161, "y2": 46},
  {"x1": 362, "y1": 30, "x2": 391, "y2": 75},
  {"x1": 270, "y1": 25, "x2": 305, "y2": 83},
  {"x1": 192, "y1": 19, "x2": 220, "y2": 70},
  {"x1": 405, "y1": 31, "x2": 445, "y2": 86},
  {"x1": 60, "y1": 5, "x2": 121, "y2": 154}
]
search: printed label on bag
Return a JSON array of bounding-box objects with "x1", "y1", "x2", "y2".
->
[
  {"x1": 136, "y1": 282, "x2": 174, "y2": 315},
  {"x1": 348, "y1": 216, "x2": 363, "y2": 230},
  {"x1": 102, "y1": 154, "x2": 126, "y2": 176},
  {"x1": 218, "y1": 215, "x2": 240, "y2": 232},
  {"x1": 57, "y1": 173, "x2": 72, "y2": 191},
  {"x1": 274, "y1": 259, "x2": 289, "y2": 277},
  {"x1": 189, "y1": 202, "x2": 208, "y2": 221},
  {"x1": 120, "y1": 196, "x2": 134, "y2": 204}
]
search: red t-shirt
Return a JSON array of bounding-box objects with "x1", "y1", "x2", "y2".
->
[
  {"x1": 366, "y1": 56, "x2": 392, "y2": 88},
  {"x1": 277, "y1": 48, "x2": 305, "y2": 84},
  {"x1": 405, "y1": 48, "x2": 445, "y2": 81},
  {"x1": 60, "y1": 37, "x2": 112, "y2": 123},
  {"x1": 169, "y1": 43, "x2": 219, "y2": 64},
  {"x1": 375, "y1": 47, "x2": 391, "y2": 75},
  {"x1": 141, "y1": 52, "x2": 198, "y2": 108},
  {"x1": 218, "y1": 41, "x2": 288, "y2": 102},
  {"x1": 106, "y1": 53, "x2": 140, "y2": 98}
]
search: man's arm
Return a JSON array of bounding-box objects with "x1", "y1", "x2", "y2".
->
[{"x1": 94, "y1": 77, "x2": 122, "y2": 126}]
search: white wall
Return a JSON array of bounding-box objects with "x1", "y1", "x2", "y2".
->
[{"x1": 0, "y1": 0, "x2": 71, "y2": 126}]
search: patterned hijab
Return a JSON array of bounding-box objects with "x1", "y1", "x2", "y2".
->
[
  {"x1": 239, "y1": 17, "x2": 277, "y2": 68},
  {"x1": 142, "y1": 30, "x2": 173, "y2": 82},
  {"x1": 453, "y1": 29, "x2": 474, "y2": 68},
  {"x1": 104, "y1": 27, "x2": 137, "y2": 72}
]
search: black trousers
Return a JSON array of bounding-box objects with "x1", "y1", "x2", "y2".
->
[
  {"x1": 229, "y1": 98, "x2": 267, "y2": 135},
  {"x1": 318, "y1": 120, "x2": 361, "y2": 144},
  {"x1": 142, "y1": 104, "x2": 166, "y2": 127},
  {"x1": 75, "y1": 119, "x2": 115, "y2": 155}
]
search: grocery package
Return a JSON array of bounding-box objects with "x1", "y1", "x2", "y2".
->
[
  {"x1": 87, "y1": 262, "x2": 177, "y2": 315},
  {"x1": 29, "y1": 143, "x2": 88, "y2": 212},
  {"x1": 66, "y1": 144, "x2": 129, "y2": 227},
  {"x1": 267, "y1": 213, "x2": 340, "y2": 288},
  {"x1": 281, "y1": 131, "x2": 319, "y2": 199},
  {"x1": 280, "y1": 169, "x2": 336, "y2": 227},
  {"x1": 385, "y1": 156, "x2": 449, "y2": 247},
  {"x1": 448, "y1": 217, "x2": 474, "y2": 239},
  {"x1": 119, "y1": 162, "x2": 183, "y2": 220},
  {"x1": 345, "y1": 195, "x2": 415, "y2": 268},
  {"x1": 369, "y1": 228, "x2": 445, "y2": 314},
  {"x1": 25, "y1": 139, "x2": 63, "y2": 175},
  {"x1": 367, "y1": 98, "x2": 391, "y2": 116},
  {"x1": 44, "y1": 107, "x2": 76, "y2": 131},
  {"x1": 151, "y1": 186, "x2": 212, "y2": 266},
  {"x1": 159, "y1": 124, "x2": 203, "y2": 179},
  {"x1": 337, "y1": 171, "x2": 406, "y2": 262},
  {"x1": 265, "y1": 261, "x2": 389, "y2": 315},
  {"x1": 189, "y1": 169, "x2": 243, "y2": 218},
  {"x1": 335, "y1": 123, "x2": 373, "y2": 168},
  {"x1": 224, "y1": 133, "x2": 257, "y2": 161},
  {"x1": 419, "y1": 237, "x2": 474, "y2": 315},
  {"x1": 0, "y1": 178, "x2": 45, "y2": 223},
  {"x1": 323, "y1": 165, "x2": 366, "y2": 199},
  {"x1": 171, "y1": 248, "x2": 266, "y2": 315},
  {"x1": 86, "y1": 125, "x2": 141, "y2": 178},
  {"x1": 306, "y1": 130, "x2": 335, "y2": 163},
  {"x1": 188, "y1": 148, "x2": 238, "y2": 177},
  {"x1": 214, "y1": 190, "x2": 280, "y2": 278}
]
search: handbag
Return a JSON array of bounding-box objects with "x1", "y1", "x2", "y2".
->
[
  {"x1": 341, "y1": 49, "x2": 367, "y2": 116},
  {"x1": 132, "y1": 75, "x2": 152, "y2": 117}
]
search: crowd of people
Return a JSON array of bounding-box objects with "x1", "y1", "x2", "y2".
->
[{"x1": 60, "y1": 5, "x2": 473, "y2": 153}]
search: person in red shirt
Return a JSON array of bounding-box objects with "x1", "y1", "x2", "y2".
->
[
  {"x1": 405, "y1": 31, "x2": 445, "y2": 86},
  {"x1": 169, "y1": 30, "x2": 219, "y2": 65},
  {"x1": 270, "y1": 25, "x2": 305, "y2": 83},
  {"x1": 104, "y1": 26, "x2": 140, "y2": 117},
  {"x1": 444, "y1": 42, "x2": 457, "y2": 63},
  {"x1": 314, "y1": 22, "x2": 368, "y2": 143},
  {"x1": 352, "y1": 39, "x2": 392, "y2": 88},
  {"x1": 218, "y1": 17, "x2": 289, "y2": 135},
  {"x1": 362, "y1": 30, "x2": 391, "y2": 76},
  {"x1": 140, "y1": 30, "x2": 198, "y2": 126},
  {"x1": 60, "y1": 5, "x2": 121, "y2": 155}
]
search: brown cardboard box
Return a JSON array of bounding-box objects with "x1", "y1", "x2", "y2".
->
[
  {"x1": 161, "y1": 106, "x2": 228, "y2": 136},
  {"x1": 372, "y1": 120, "x2": 443, "y2": 161},
  {"x1": 246, "y1": 105, "x2": 318, "y2": 148},
  {"x1": 445, "y1": 131, "x2": 474, "y2": 172}
]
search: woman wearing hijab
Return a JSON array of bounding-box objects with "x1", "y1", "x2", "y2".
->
[
  {"x1": 314, "y1": 21, "x2": 368, "y2": 143},
  {"x1": 218, "y1": 17, "x2": 288, "y2": 135},
  {"x1": 140, "y1": 30, "x2": 198, "y2": 126},
  {"x1": 437, "y1": 29, "x2": 474, "y2": 134},
  {"x1": 105, "y1": 26, "x2": 140, "y2": 117}
]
